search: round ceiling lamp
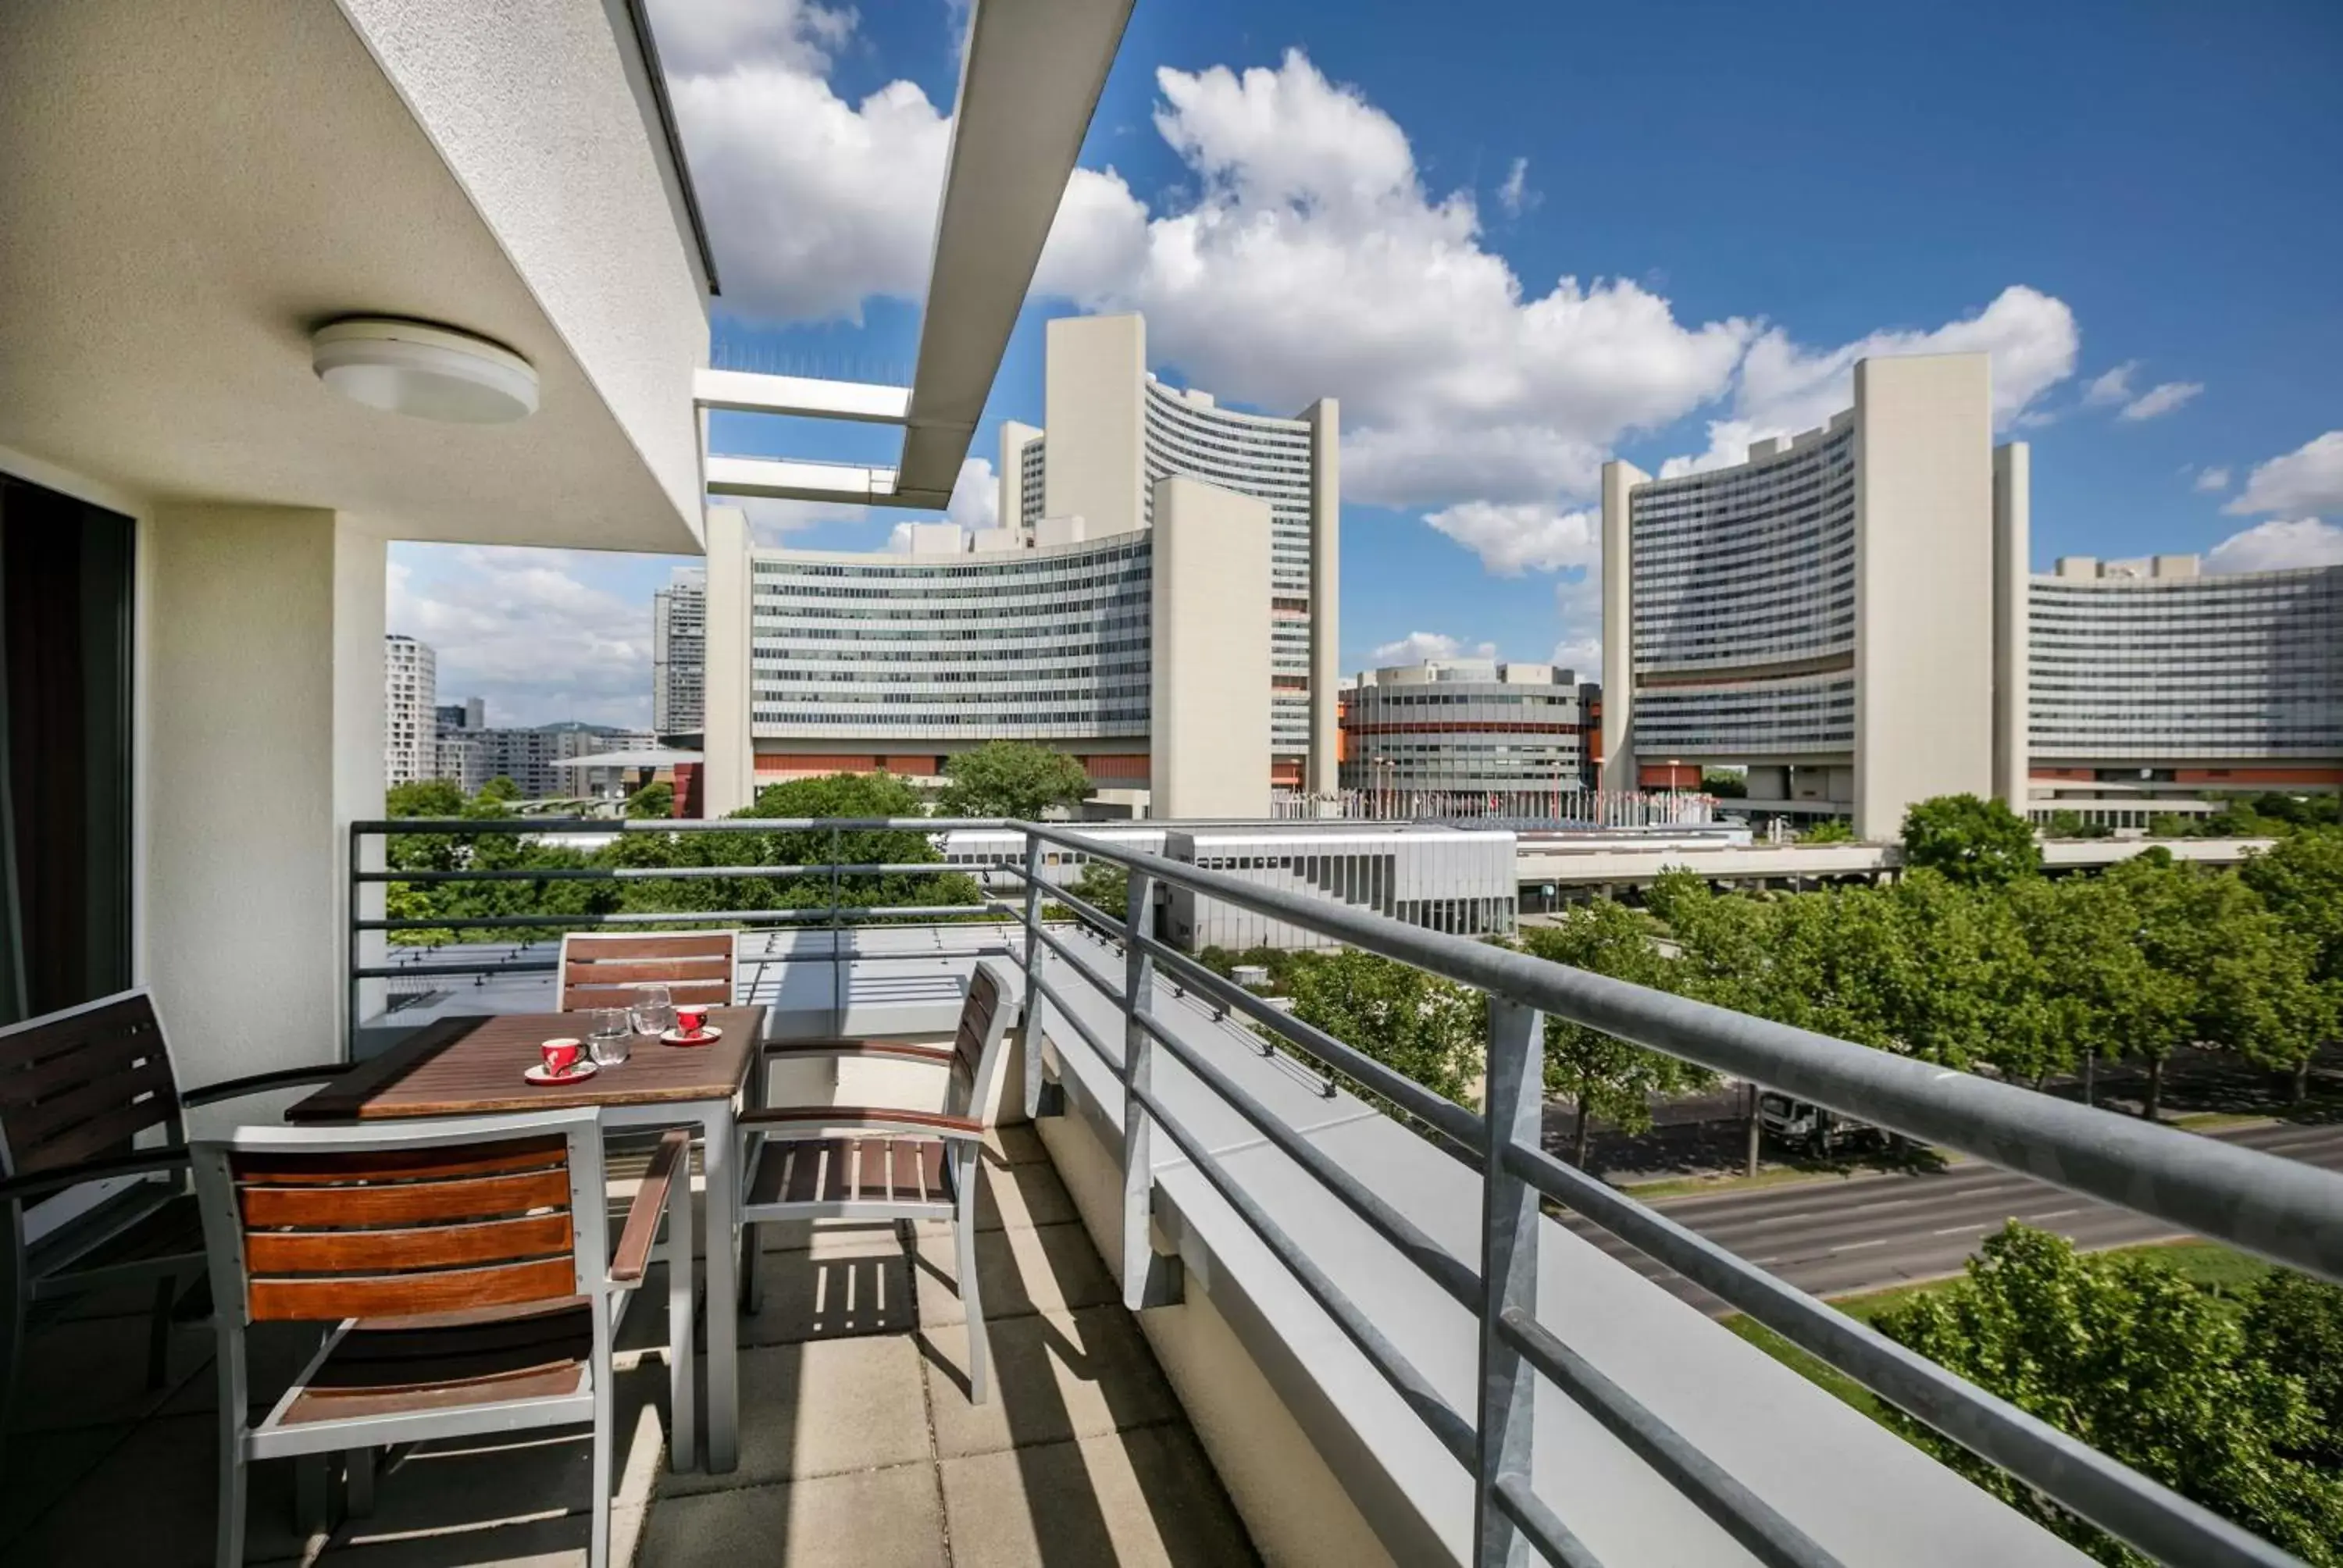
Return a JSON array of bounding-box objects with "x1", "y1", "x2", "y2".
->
[{"x1": 312, "y1": 318, "x2": 538, "y2": 424}]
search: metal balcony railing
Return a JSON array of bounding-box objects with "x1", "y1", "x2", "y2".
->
[{"x1": 348, "y1": 815, "x2": 2343, "y2": 1568}]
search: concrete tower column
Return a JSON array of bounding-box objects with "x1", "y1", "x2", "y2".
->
[
  {"x1": 1304, "y1": 397, "x2": 1341, "y2": 799},
  {"x1": 701, "y1": 504, "x2": 755, "y2": 816},
  {"x1": 1599, "y1": 459, "x2": 1646, "y2": 794},
  {"x1": 1992, "y1": 442, "x2": 2031, "y2": 815}
]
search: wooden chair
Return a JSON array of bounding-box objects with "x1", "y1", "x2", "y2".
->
[
  {"x1": 555, "y1": 931, "x2": 736, "y2": 1014},
  {"x1": 0, "y1": 989, "x2": 345, "y2": 1441},
  {"x1": 735, "y1": 960, "x2": 1014, "y2": 1400},
  {"x1": 191, "y1": 1109, "x2": 692, "y2": 1568}
]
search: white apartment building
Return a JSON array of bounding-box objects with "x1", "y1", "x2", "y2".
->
[
  {"x1": 383, "y1": 633, "x2": 437, "y2": 788},
  {"x1": 2026, "y1": 553, "x2": 2343, "y2": 820},
  {"x1": 651, "y1": 564, "x2": 706, "y2": 733},
  {"x1": 1603, "y1": 354, "x2": 2021, "y2": 839},
  {"x1": 998, "y1": 313, "x2": 1342, "y2": 793}
]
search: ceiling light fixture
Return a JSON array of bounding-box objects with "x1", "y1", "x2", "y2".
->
[{"x1": 312, "y1": 318, "x2": 539, "y2": 425}]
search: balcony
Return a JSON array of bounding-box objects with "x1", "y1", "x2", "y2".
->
[{"x1": 11, "y1": 817, "x2": 2338, "y2": 1566}]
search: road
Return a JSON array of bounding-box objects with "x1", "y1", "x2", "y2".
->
[{"x1": 1567, "y1": 1119, "x2": 2343, "y2": 1311}]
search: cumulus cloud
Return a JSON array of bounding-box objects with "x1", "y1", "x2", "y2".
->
[
  {"x1": 1660, "y1": 286, "x2": 2081, "y2": 475},
  {"x1": 2118, "y1": 380, "x2": 2202, "y2": 422},
  {"x1": 946, "y1": 457, "x2": 998, "y2": 532},
  {"x1": 1369, "y1": 632, "x2": 1495, "y2": 665},
  {"x1": 1425, "y1": 501, "x2": 1597, "y2": 576},
  {"x1": 2205, "y1": 518, "x2": 2343, "y2": 574},
  {"x1": 1550, "y1": 635, "x2": 1601, "y2": 675},
  {"x1": 736, "y1": 496, "x2": 871, "y2": 545},
  {"x1": 387, "y1": 549, "x2": 655, "y2": 728},
  {"x1": 2191, "y1": 465, "x2": 2231, "y2": 493},
  {"x1": 2228, "y1": 430, "x2": 2343, "y2": 517}
]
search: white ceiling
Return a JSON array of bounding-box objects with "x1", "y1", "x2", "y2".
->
[{"x1": 0, "y1": 0, "x2": 704, "y2": 554}]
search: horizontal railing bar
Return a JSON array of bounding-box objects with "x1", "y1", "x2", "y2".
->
[
  {"x1": 1023, "y1": 824, "x2": 2343, "y2": 1286},
  {"x1": 1021, "y1": 874, "x2": 1129, "y2": 943},
  {"x1": 1027, "y1": 970, "x2": 1120, "y2": 1072},
  {"x1": 1493, "y1": 1471, "x2": 1604, "y2": 1568},
  {"x1": 1025, "y1": 921, "x2": 1124, "y2": 1000},
  {"x1": 1496, "y1": 1306, "x2": 1842, "y2": 1568},
  {"x1": 1131, "y1": 930, "x2": 1486, "y2": 1168},
  {"x1": 353, "y1": 816, "x2": 1012, "y2": 835},
  {"x1": 354, "y1": 960, "x2": 559, "y2": 980},
  {"x1": 1503, "y1": 1138, "x2": 2295, "y2": 1568},
  {"x1": 1128, "y1": 1078, "x2": 1478, "y2": 1468},
  {"x1": 1135, "y1": 1010, "x2": 1482, "y2": 1310},
  {"x1": 358, "y1": 861, "x2": 965, "y2": 884},
  {"x1": 362, "y1": 903, "x2": 1008, "y2": 932}
]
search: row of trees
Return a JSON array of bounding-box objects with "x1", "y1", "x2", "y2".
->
[{"x1": 1878, "y1": 1225, "x2": 2343, "y2": 1565}]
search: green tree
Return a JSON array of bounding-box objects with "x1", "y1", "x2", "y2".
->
[
  {"x1": 1875, "y1": 1224, "x2": 2343, "y2": 1565},
  {"x1": 1068, "y1": 859, "x2": 1128, "y2": 922},
  {"x1": 386, "y1": 778, "x2": 465, "y2": 818},
  {"x1": 2042, "y1": 809, "x2": 2110, "y2": 840},
  {"x1": 936, "y1": 741, "x2": 1093, "y2": 819},
  {"x1": 1701, "y1": 768, "x2": 1748, "y2": 799},
  {"x1": 1899, "y1": 793, "x2": 2041, "y2": 886},
  {"x1": 2243, "y1": 1271, "x2": 2343, "y2": 1465},
  {"x1": 1284, "y1": 948, "x2": 1486, "y2": 1107},
  {"x1": 2241, "y1": 832, "x2": 2343, "y2": 1099},
  {"x1": 625, "y1": 780, "x2": 673, "y2": 818},
  {"x1": 1795, "y1": 818, "x2": 1855, "y2": 844},
  {"x1": 1519, "y1": 902, "x2": 1715, "y2": 1165}
]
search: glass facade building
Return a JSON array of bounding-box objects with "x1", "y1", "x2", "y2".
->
[{"x1": 1339, "y1": 663, "x2": 1585, "y2": 798}]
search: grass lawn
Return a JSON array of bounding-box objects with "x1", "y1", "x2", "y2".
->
[{"x1": 1722, "y1": 1239, "x2": 2279, "y2": 1426}]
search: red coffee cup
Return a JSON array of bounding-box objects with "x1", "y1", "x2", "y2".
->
[
  {"x1": 673, "y1": 1003, "x2": 710, "y2": 1038},
  {"x1": 540, "y1": 1039, "x2": 582, "y2": 1077}
]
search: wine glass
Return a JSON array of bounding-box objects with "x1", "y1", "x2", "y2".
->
[
  {"x1": 630, "y1": 982, "x2": 673, "y2": 1038},
  {"x1": 588, "y1": 1007, "x2": 632, "y2": 1066}
]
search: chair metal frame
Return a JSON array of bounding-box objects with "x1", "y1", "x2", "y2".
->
[
  {"x1": 0, "y1": 987, "x2": 344, "y2": 1440},
  {"x1": 191, "y1": 1108, "x2": 692, "y2": 1568},
  {"x1": 735, "y1": 960, "x2": 1015, "y2": 1400}
]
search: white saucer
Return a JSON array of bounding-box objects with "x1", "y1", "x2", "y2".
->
[
  {"x1": 660, "y1": 1025, "x2": 722, "y2": 1046},
  {"x1": 524, "y1": 1060, "x2": 600, "y2": 1085}
]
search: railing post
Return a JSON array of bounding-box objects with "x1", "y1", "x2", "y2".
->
[
  {"x1": 827, "y1": 824, "x2": 843, "y2": 1039},
  {"x1": 1120, "y1": 867, "x2": 1179, "y2": 1308},
  {"x1": 1476, "y1": 997, "x2": 1542, "y2": 1567},
  {"x1": 1018, "y1": 832, "x2": 1051, "y2": 1120}
]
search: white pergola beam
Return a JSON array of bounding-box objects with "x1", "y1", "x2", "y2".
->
[
  {"x1": 694, "y1": 369, "x2": 910, "y2": 423},
  {"x1": 704, "y1": 455, "x2": 900, "y2": 504}
]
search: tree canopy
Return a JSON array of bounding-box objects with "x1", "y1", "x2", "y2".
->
[
  {"x1": 936, "y1": 741, "x2": 1093, "y2": 819},
  {"x1": 1899, "y1": 793, "x2": 2041, "y2": 886},
  {"x1": 1284, "y1": 947, "x2": 1486, "y2": 1108}
]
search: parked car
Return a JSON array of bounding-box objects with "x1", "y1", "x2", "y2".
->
[{"x1": 1757, "y1": 1091, "x2": 1889, "y2": 1157}]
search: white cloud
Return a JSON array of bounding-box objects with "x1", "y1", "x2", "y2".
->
[
  {"x1": 1369, "y1": 632, "x2": 1495, "y2": 665},
  {"x1": 1660, "y1": 286, "x2": 2081, "y2": 475},
  {"x1": 2118, "y1": 380, "x2": 2202, "y2": 422},
  {"x1": 1496, "y1": 156, "x2": 1536, "y2": 218},
  {"x1": 1550, "y1": 635, "x2": 1601, "y2": 675},
  {"x1": 946, "y1": 457, "x2": 998, "y2": 532},
  {"x1": 388, "y1": 548, "x2": 656, "y2": 728},
  {"x1": 1425, "y1": 501, "x2": 1597, "y2": 576},
  {"x1": 735, "y1": 496, "x2": 871, "y2": 545},
  {"x1": 2205, "y1": 518, "x2": 2343, "y2": 574},
  {"x1": 2191, "y1": 465, "x2": 2231, "y2": 493},
  {"x1": 2081, "y1": 361, "x2": 2138, "y2": 408},
  {"x1": 2228, "y1": 430, "x2": 2343, "y2": 517}
]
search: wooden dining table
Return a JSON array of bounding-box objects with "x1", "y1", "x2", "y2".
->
[{"x1": 286, "y1": 1006, "x2": 767, "y2": 1473}]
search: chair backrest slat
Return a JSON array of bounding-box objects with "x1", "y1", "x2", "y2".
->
[
  {"x1": 205, "y1": 1123, "x2": 589, "y2": 1324},
  {"x1": 557, "y1": 932, "x2": 736, "y2": 1013},
  {"x1": 942, "y1": 963, "x2": 1013, "y2": 1124},
  {"x1": 0, "y1": 991, "x2": 178, "y2": 1178}
]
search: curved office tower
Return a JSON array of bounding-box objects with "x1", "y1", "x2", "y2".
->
[
  {"x1": 1001, "y1": 314, "x2": 1340, "y2": 796},
  {"x1": 1602, "y1": 353, "x2": 2015, "y2": 839},
  {"x1": 2028, "y1": 555, "x2": 2343, "y2": 821}
]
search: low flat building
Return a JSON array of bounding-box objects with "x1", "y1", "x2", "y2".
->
[
  {"x1": 2026, "y1": 553, "x2": 2343, "y2": 823},
  {"x1": 1164, "y1": 824, "x2": 1519, "y2": 951}
]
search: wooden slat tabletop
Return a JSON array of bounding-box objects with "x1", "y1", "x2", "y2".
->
[{"x1": 287, "y1": 1007, "x2": 765, "y2": 1121}]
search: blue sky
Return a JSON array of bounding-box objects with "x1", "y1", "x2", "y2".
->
[{"x1": 393, "y1": 0, "x2": 2343, "y2": 725}]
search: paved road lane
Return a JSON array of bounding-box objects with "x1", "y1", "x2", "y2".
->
[{"x1": 1568, "y1": 1120, "x2": 2343, "y2": 1311}]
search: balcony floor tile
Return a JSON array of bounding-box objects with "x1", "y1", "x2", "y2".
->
[{"x1": 936, "y1": 1426, "x2": 1260, "y2": 1568}]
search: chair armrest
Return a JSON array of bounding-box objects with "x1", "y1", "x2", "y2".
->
[
  {"x1": 609, "y1": 1129, "x2": 691, "y2": 1287},
  {"x1": 761, "y1": 1040, "x2": 958, "y2": 1067},
  {"x1": 0, "y1": 1145, "x2": 189, "y2": 1204},
  {"x1": 179, "y1": 1064, "x2": 348, "y2": 1107},
  {"x1": 736, "y1": 1106, "x2": 984, "y2": 1142}
]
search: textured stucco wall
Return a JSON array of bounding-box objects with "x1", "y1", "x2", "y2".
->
[
  {"x1": 1853, "y1": 355, "x2": 1996, "y2": 840},
  {"x1": 1151, "y1": 478, "x2": 1271, "y2": 818},
  {"x1": 337, "y1": 0, "x2": 708, "y2": 539},
  {"x1": 148, "y1": 505, "x2": 384, "y2": 1084}
]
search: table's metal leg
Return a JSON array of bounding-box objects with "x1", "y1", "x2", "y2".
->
[
  {"x1": 669, "y1": 1170, "x2": 697, "y2": 1472},
  {"x1": 700, "y1": 1103, "x2": 739, "y2": 1472}
]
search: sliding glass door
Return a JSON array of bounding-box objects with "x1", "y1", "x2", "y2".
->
[{"x1": 0, "y1": 473, "x2": 135, "y2": 1024}]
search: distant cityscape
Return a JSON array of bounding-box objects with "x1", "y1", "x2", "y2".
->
[{"x1": 383, "y1": 633, "x2": 660, "y2": 803}]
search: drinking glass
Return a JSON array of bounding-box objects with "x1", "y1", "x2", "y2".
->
[
  {"x1": 588, "y1": 1007, "x2": 632, "y2": 1066},
  {"x1": 630, "y1": 982, "x2": 673, "y2": 1037}
]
